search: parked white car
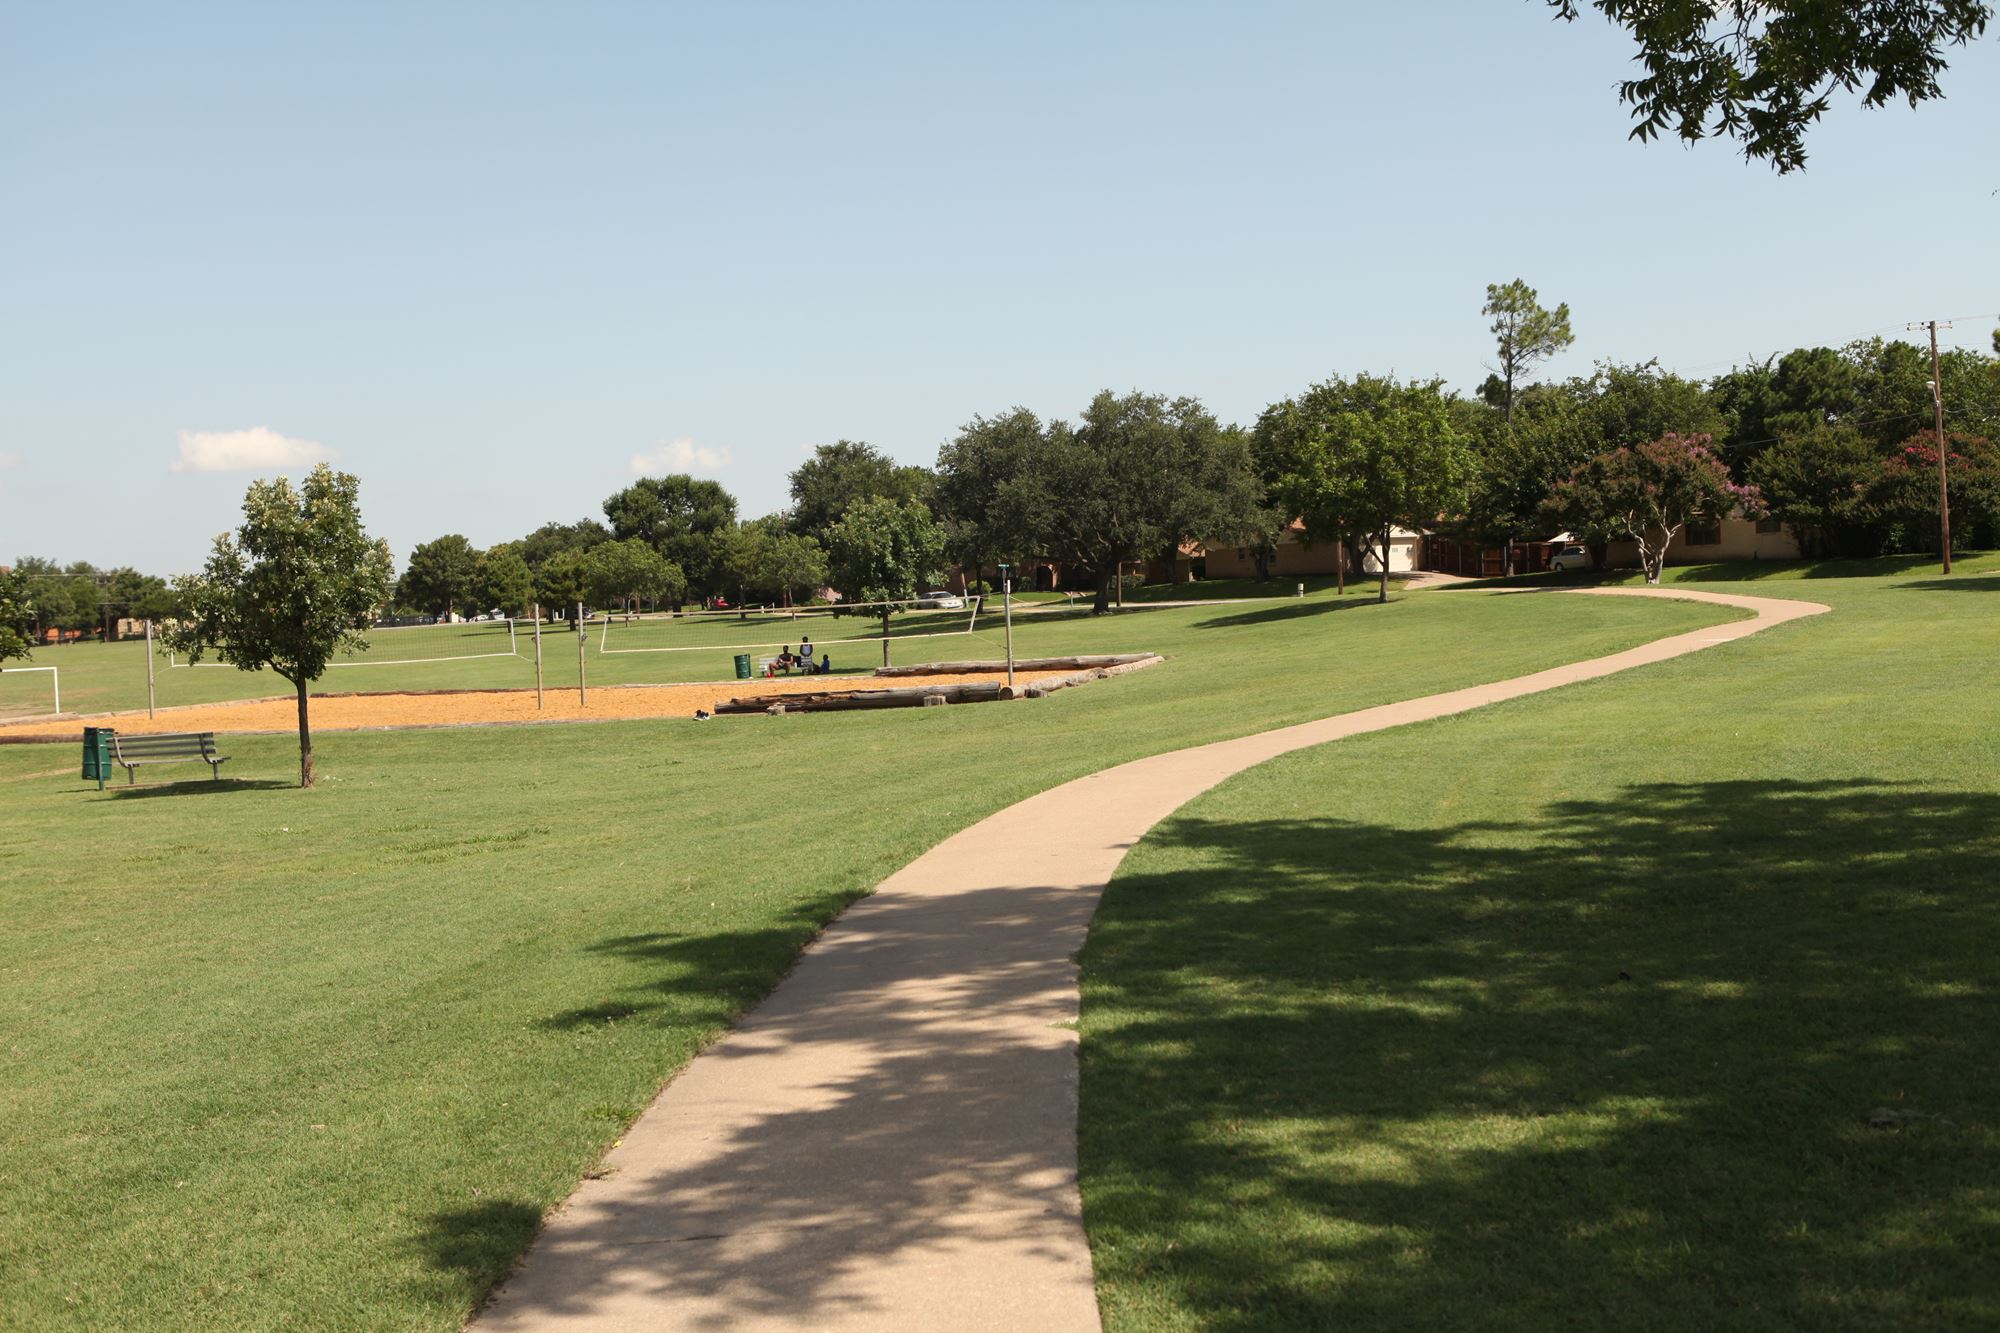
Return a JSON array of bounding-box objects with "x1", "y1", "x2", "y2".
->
[
  {"x1": 1549, "y1": 544, "x2": 1591, "y2": 573},
  {"x1": 914, "y1": 591, "x2": 965, "y2": 609}
]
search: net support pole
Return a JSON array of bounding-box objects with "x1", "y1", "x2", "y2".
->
[
  {"x1": 145, "y1": 619, "x2": 156, "y2": 718},
  {"x1": 576, "y1": 601, "x2": 587, "y2": 708},
  {"x1": 1003, "y1": 574, "x2": 1015, "y2": 690},
  {"x1": 533, "y1": 604, "x2": 544, "y2": 710}
]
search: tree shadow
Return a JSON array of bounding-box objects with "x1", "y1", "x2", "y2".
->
[
  {"x1": 100, "y1": 778, "x2": 296, "y2": 798},
  {"x1": 1899, "y1": 575, "x2": 2000, "y2": 593},
  {"x1": 456, "y1": 876, "x2": 1115, "y2": 1328},
  {"x1": 1192, "y1": 596, "x2": 1392, "y2": 630},
  {"x1": 1079, "y1": 778, "x2": 2000, "y2": 1330}
]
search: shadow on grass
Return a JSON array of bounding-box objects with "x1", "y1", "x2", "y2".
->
[
  {"x1": 415, "y1": 1199, "x2": 544, "y2": 1303},
  {"x1": 1080, "y1": 778, "x2": 1999, "y2": 1331},
  {"x1": 537, "y1": 891, "x2": 860, "y2": 1031},
  {"x1": 1192, "y1": 596, "x2": 1392, "y2": 630},
  {"x1": 101, "y1": 778, "x2": 296, "y2": 798},
  {"x1": 1900, "y1": 575, "x2": 2000, "y2": 593},
  {"x1": 1445, "y1": 553, "x2": 1993, "y2": 592}
]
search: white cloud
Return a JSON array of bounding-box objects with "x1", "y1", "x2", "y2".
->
[
  {"x1": 171, "y1": 426, "x2": 334, "y2": 474},
  {"x1": 629, "y1": 437, "x2": 732, "y2": 476},
  {"x1": 0, "y1": 452, "x2": 19, "y2": 469}
]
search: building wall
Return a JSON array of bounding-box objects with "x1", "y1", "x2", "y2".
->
[
  {"x1": 1198, "y1": 526, "x2": 1421, "y2": 579},
  {"x1": 1606, "y1": 516, "x2": 1800, "y2": 567}
]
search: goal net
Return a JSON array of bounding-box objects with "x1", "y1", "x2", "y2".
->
[
  {"x1": 597, "y1": 597, "x2": 986, "y2": 661},
  {"x1": 0, "y1": 666, "x2": 60, "y2": 720}
]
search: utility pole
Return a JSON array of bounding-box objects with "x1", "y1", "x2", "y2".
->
[
  {"x1": 576, "y1": 601, "x2": 588, "y2": 707},
  {"x1": 145, "y1": 619, "x2": 157, "y2": 718},
  {"x1": 1908, "y1": 319, "x2": 1953, "y2": 573}
]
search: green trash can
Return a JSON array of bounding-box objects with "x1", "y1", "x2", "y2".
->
[
  {"x1": 82, "y1": 727, "x2": 115, "y2": 790},
  {"x1": 733, "y1": 653, "x2": 753, "y2": 680}
]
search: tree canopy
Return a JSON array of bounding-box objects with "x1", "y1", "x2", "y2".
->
[
  {"x1": 167, "y1": 465, "x2": 394, "y2": 787},
  {"x1": 1482, "y1": 280, "x2": 1574, "y2": 421},
  {"x1": 1547, "y1": 0, "x2": 1992, "y2": 172},
  {"x1": 602, "y1": 475, "x2": 737, "y2": 604},
  {"x1": 400, "y1": 534, "x2": 481, "y2": 618},
  {"x1": 1545, "y1": 434, "x2": 1761, "y2": 584},
  {"x1": 0, "y1": 568, "x2": 33, "y2": 663},
  {"x1": 1262, "y1": 374, "x2": 1473, "y2": 602},
  {"x1": 788, "y1": 441, "x2": 933, "y2": 544},
  {"x1": 825, "y1": 497, "x2": 947, "y2": 665}
]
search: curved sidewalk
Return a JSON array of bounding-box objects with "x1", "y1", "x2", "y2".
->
[{"x1": 474, "y1": 588, "x2": 1826, "y2": 1333}]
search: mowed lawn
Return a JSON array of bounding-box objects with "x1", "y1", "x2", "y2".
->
[
  {"x1": 0, "y1": 588, "x2": 1732, "y2": 1330},
  {"x1": 1079, "y1": 555, "x2": 2000, "y2": 1332}
]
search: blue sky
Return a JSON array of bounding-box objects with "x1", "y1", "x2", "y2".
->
[{"x1": 4, "y1": 2, "x2": 1997, "y2": 573}]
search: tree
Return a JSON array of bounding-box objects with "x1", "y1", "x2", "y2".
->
[
  {"x1": 475, "y1": 545, "x2": 536, "y2": 618},
  {"x1": 400, "y1": 534, "x2": 481, "y2": 618},
  {"x1": 1546, "y1": 1, "x2": 1992, "y2": 172},
  {"x1": 166, "y1": 465, "x2": 394, "y2": 787},
  {"x1": 1483, "y1": 280, "x2": 1575, "y2": 422},
  {"x1": 516, "y1": 519, "x2": 609, "y2": 573},
  {"x1": 1545, "y1": 434, "x2": 1762, "y2": 584},
  {"x1": 534, "y1": 548, "x2": 594, "y2": 626},
  {"x1": 788, "y1": 441, "x2": 932, "y2": 543},
  {"x1": 0, "y1": 568, "x2": 33, "y2": 663},
  {"x1": 934, "y1": 408, "x2": 1054, "y2": 580},
  {"x1": 1871, "y1": 431, "x2": 2000, "y2": 555},
  {"x1": 824, "y1": 497, "x2": 947, "y2": 667},
  {"x1": 602, "y1": 476, "x2": 737, "y2": 604},
  {"x1": 584, "y1": 539, "x2": 685, "y2": 618},
  {"x1": 1264, "y1": 374, "x2": 1474, "y2": 602},
  {"x1": 1748, "y1": 426, "x2": 1882, "y2": 557},
  {"x1": 721, "y1": 521, "x2": 827, "y2": 608}
]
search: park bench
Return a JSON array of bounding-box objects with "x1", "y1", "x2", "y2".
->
[{"x1": 108, "y1": 731, "x2": 230, "y2": 784}]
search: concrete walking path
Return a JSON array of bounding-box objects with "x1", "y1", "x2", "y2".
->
[{"x1": 473, "y1": 588, "x2": 1826, "y2": 1332}]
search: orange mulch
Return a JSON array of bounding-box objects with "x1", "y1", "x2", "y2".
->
[{"x1": 0, "y1": 671, "x2": 1076, "y2": 742}]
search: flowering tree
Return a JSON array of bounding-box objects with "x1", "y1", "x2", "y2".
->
[
  {"x1": 1545, "y1": 434, "x2": 1761, "y2": 585},
  {"x1": 1871, "y1": 431, "x2": 1999, "y2": 556}
]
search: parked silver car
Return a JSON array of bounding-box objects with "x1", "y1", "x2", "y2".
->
[{"x1": 1549, "y1": 544, "x2": 1591, "y2": 573}]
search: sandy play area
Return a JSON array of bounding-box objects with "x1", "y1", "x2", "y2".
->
[{"x1": 0, "y1": 670, "x2": 1081, "y2": 742}]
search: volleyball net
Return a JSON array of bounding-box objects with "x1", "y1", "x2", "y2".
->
[
  {"x1": 596, "y1": 597, "x2": 986, "y2": 660},
  {"x1": 161, "y1": 618, "x2": 524, "y2": 669}
]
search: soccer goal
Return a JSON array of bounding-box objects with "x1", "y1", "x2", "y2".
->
[
  {"x1": 597, "y1": 597, "x2": 986, "y2": 660},
  {"x1": 0, "y1": 665, "x2": 61, "y2": 719}
]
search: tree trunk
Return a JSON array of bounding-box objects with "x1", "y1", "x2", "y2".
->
[
  {"x1": 1377, "y1": 524, "x2": 1391, "y2": 603},
  {"x1": 881, "y1": 610, "x2": 892, "y2": 668},
  {"x1": 1159, "y1": 541, "x2": 1179, "y2": 586},
  {"x1": 293, "y1": 676, "x2": 314, "y2": 789},
  {"x1": 1253, "y1": 547, "x2": 1270, "y2": 582},
  {"x1": 1336, "y1": 537, "x2": 1345, "y2": 595},
  {"x1": 1092, "y1": 567, "x2": 1113, "y2": 615}
]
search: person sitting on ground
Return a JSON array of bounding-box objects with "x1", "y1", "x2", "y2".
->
[{"x1": 819, "y1": 652, "x2": 831, "y2": 675}]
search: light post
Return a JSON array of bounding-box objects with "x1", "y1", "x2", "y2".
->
[{"x1": 996, "y1": 564, "x2": 1015, "y2": 690}]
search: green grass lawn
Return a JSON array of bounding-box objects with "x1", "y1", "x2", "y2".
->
[
  {"x1": 1079, "y1": 553, "x2": 2000, "y2": 1332},
  {"x1": 0, "y1": 586, "x2": 1732, "y2": 1330}
]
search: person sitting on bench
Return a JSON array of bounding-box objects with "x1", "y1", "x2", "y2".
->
[{"x1": 774, "y1": 647, "x2": 797, "y2": 673}]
